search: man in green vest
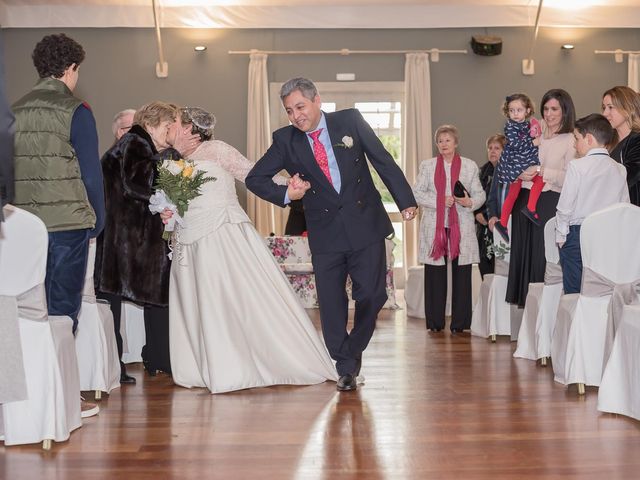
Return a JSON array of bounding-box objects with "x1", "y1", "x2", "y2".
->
[{"x1": 13, "y1": 33, "x2": 105, "y2": 418}]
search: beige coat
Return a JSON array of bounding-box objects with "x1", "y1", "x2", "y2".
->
[{"x1": 413, "y1": 156, "x2": 485, "y2": 266}]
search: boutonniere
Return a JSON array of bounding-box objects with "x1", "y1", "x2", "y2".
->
[{"x1": 334, "y1": 135, "x2": 354, "y2": 149}]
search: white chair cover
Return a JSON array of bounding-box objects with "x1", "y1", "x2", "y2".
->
[
  {"x1": 121, "y1": 301, "x2": 146, "y2": 364},
  {"x1": 75, "y1": 239, "x2": 120, "y2": 394},
  {"x1": 514, "y1": 217, "x2": 563, "y2": 360},
  {"x1": 471, "y1": 221, "x2": 511, "y2": 338},
  {"x1": 0, "y1": 205, "x2": 81, "y2": 446},
  {"x1": 552, "y1": 203, "x2": 640, "y2": 387},
  {"x1": 405, "y1": 266, "x2": 425, "y2": 318},
  {"x1": 597, "y1": 304, "x2": 640, "y2": 421}
]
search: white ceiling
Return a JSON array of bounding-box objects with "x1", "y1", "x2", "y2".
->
[{"x1": 0, "y1": 0, "x2": 638, "y2": 29}]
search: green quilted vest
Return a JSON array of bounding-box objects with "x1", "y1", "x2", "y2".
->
[{"x1": 13, "y1": 77, "x2": 96, "y2": 231}]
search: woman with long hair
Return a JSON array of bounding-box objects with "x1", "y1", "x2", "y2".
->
[{"x1": 602, "y1": 86, "x2": 640, "y2": 206}]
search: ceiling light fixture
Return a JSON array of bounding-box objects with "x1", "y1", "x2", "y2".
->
[
  {"x1": 194, "y1": 45, "x2": 207, "y2": 52},
  {"x1": 561, "y1": 44, "x2": 575, "y2": 50}
]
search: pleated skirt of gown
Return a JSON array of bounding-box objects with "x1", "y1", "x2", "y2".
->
[{"x1": 169, "y1": 220, "x2": 338, "y2": 393}]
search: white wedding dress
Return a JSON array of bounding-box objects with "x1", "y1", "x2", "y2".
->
[{"x1": 169, "y1": 140, "x2": 337, "y2": 393}]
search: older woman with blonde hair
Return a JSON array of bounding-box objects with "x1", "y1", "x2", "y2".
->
[
  {"x1": 413, "y1": 125, "x2": 485, "y2": 333},
  {"x1": 602, "y1": 86, "x2": 640, "y2": 206},
  {"x1": 95, "y1": 100, "x2": 178, "y2": 377}
]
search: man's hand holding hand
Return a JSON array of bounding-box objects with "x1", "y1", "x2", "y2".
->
[
  {"x1": 402, "y1": 206, "x2": 417, "y2": 221},
  {"x1": 287, "y1": 173, "x2": 310, "y2": 201}
]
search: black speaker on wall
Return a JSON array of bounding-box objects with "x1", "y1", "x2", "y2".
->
[{"x1": 471, "y1": 35, "x2": 503, "y2": 56}]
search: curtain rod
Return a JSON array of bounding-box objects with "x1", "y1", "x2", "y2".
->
[
  {"x1": 228, "y1": 48, "x2": 467, "y2": 62},
  {"x1": 595, "y1": 49, "x2": 640, "y2": 63}
]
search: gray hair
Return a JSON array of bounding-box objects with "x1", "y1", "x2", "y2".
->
[
  {"x1": 111, "y1": 108, "x2": 136, "y2": 137},
  {"x1": 279, "y1": 77, "x2": 318, "y2": 102},
  {"x1": 180, "y1": 107, "x2": 216, "y2": 142}
]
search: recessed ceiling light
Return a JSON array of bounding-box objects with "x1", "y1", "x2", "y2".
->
[
  {"x1": 561, "y1": 44, "x2": 575, "y2": 50},
  {"x1": 194, "y1": 45, "x2": 207, "y2": 52}
]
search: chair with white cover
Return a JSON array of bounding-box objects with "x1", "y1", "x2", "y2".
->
[
  {"x1": 551, "y1": 203, "x2": 640, "y2": 395},
  {"x1": 514, "y1": 217, "x2": 563, "y2": 365},
  {"x1": 0, "y1": 205, "x2": 81, "y2": 449},
  {"x1": 471, "y1": 222, "x2": 511, "y2": 341},
  {"x1": 75, "y1": 238, "x2": 120, "y2": 399},
  {"x1": 597, "y1": 304, "x2": 640, "y2": 421},
  {"x1": 121, "y1": 300, "x2": 145, "y2": 364}
]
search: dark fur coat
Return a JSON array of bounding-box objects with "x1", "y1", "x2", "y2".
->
[{"x1": 94, "y1": 125, "x2": 171, "y2": 307}]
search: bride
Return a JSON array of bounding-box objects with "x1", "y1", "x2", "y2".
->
[{"x1": 164, "y1": 107, "x2": 337, "y2": 393}]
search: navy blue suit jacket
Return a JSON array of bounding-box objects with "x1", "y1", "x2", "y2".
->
[{"x1": 246, "y1": 108, "x2": 416, "y2": 254}]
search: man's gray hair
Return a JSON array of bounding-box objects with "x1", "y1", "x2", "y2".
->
[
  {"x1": 279, "y1": 77, "x2": 318, "y2": 102},
  {"x1": 111, "y1": 108, "x2": 136, "y2": 137}
]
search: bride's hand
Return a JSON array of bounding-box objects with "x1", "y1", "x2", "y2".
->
[
  {"x1": 172, "y1": 128, "x2": 201, "y2": 157},
  {"x1": 160, "y1": 208, "x2": 173, "y2": 224}
]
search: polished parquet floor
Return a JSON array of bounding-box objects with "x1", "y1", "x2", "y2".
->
[{"x1": 2, "y1": 303, "x2": 640, "y2": 480}]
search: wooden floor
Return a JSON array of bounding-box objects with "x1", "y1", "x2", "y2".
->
[{"x1": 2, "y1": 304, "x2": 640, "y2": 480}]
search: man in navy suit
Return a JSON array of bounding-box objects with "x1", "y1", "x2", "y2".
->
[{"x1": 246, "y1": 77, "x2": 417, "y2": 391}]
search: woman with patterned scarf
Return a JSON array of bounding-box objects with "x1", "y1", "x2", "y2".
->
[{"x1": 413, "y1": 125, "x2": 485, "y2": 334}]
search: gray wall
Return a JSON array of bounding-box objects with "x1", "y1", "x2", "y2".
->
[{"x1": 2, "y1": 26, "x2": 639, "y2": 203}]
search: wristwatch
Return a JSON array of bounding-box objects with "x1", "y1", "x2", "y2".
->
[{"x1": 536, "y1": 166, "x2": 541, "y2": 173}]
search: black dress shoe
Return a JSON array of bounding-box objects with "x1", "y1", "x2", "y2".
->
[
  {"x1": 450, "y1": 328, "x2": 465, "y2": 334},
  {"x1": 120, "y1": 373, "x2": 137, "y2": 384},
  {"x1": 428, "y1": 327, "x2": 443, "y2": 332},
  {"x1": 142, "y1": 358, "x2": 158, "y2": 376},
  {"x1": 337, "y1": 374, "x2": 357, "y2": 392}
]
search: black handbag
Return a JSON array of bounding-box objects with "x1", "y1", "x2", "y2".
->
[{"x1": 453, "y1": 180, "x2": 469, "y2": 198}]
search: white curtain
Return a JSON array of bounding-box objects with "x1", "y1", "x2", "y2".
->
[
  {"x1": 403, "y1": 52, "x2": 432, "y2": 273},
  {"x1": 246, "y1": 52, "x2": 286, "y2": 236},
  {"x1": 628, "y1": 53, "x2": 640, "y2": 92}
]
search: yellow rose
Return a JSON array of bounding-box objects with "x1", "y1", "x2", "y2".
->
[
  {"x1": 182, "y1": 166, "x2": 194, "y2": 178},
  {"x1": 176, "y1": 159, "x2": 186, "y2": 170}
]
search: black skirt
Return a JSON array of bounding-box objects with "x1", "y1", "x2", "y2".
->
[{"x1": 505, "y1": 189, "x2": 560, "y2": 307}]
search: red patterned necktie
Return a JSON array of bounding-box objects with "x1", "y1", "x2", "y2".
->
[{"x1": 309, "y1": 129, "x2": 333, "y2": 185}]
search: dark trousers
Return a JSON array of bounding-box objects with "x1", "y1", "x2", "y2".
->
[
  {"x1": 312, "y1": 240, "x2": 387, "y2": 376},
  {"x1": 559, "y1": 225, "x2": 582, "y2": 294},
  {"x1": 143, "y1": 305, "x2": 171, "y2": 374},
  {"x1": 45, "y1": 229, "x2": 90, "y2": 333},
  {"x1": 96, "y1": 292, "x2": 127, "y2": 376},
  {"x1": 424, "y1": 258, "x2": 472, "y2": 331}
]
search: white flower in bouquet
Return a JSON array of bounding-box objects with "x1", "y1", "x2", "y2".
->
[{"x1": 165, "y1": 159, "x2": 185, "y2": 176}]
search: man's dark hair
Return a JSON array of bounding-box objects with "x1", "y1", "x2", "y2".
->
[
  {"x1": 575, "y1": 113, "x2": 614, "y2": 146},
  {"x1": 32, "y1": 33, "x2": 85, "y2": 78}
]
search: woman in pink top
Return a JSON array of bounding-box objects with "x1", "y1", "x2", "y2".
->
[{"x1": 504, "y1": 89, "x2": 576, "y2": 307}]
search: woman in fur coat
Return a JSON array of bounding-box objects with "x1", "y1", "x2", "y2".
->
[{"x1": 95, "y1": 101, "x2": 179, "y2": 375}]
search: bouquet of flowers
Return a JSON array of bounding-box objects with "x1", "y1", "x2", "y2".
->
[{"x1": 148, "y1": 158, "x2": 216, "y2": 240}]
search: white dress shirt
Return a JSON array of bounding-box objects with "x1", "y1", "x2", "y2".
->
[{"x1": 555, "y1": 147, "x2": 629, "y2": 243}]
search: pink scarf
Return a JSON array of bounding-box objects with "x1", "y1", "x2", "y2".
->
[{"x1": 430, "y1": 153, "x2": 461, "y2": 261}]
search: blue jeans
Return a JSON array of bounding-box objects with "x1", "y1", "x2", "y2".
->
[
  {"x1": 45, "y1": 229, "x2": 90, "y2": 333},
  {"x1": 559, "y1": 225, "x2": 582, "y2": 294}
]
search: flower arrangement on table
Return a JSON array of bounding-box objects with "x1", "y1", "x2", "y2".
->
[{"x1": 148, "y1": 158, "x2": 216, "y2": 240}]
